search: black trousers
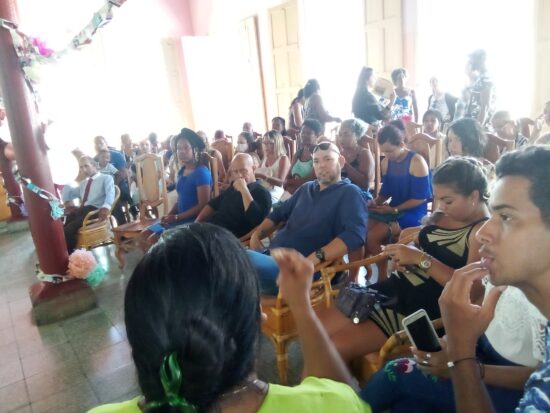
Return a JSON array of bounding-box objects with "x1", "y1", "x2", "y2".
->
[{"x1": 64, "y1": 205, "x2": 97, "y2": 253}]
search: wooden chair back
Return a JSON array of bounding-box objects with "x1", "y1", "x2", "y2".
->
[
  {"x1": 283, "y1": 136, "x2": 296, "y2": 163},
  {"x1": 134, "y1": 153, "x2": 168, "y2": 220},
  {"x1": 201, "y1": 153, "x2": 219, "y2": 198},
  {"x1": 359, "y1": 135, "x2": 381, "y2": 198},
  {"x1": 211, "y1": 140, "x2": 234, "y2": 171},
  {"x1": 484, "y1": 133, "x2": 514, "y2": 164},
  {"x1": 404, "y1": 121, "x2": 422, "y2": 140},
  {"x1": 519, "y1": 117, "x2": 535, "y2": 139},
  {"x1": 407, "y1": 133, "x2": 443, "y2": 169}
]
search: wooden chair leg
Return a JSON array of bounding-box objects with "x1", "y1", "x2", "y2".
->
[
  {"x1": 114, "y1": 233, "x2": 125, "y2": 269},
  {"x1": 275, "y1": 339, "x2": 289, "y2": 385}
]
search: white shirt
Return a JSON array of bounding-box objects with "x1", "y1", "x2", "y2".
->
[{"x1": 62, "y1": 173, "x2": 115, "y2": 210}]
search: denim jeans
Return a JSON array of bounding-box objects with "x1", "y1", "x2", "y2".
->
[{"x1": 246, "y1": 249, "x2": 280, "y2": 295}]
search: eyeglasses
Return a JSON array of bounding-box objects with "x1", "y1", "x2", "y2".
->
[{"x1": 313, "y1": 142, "x2": 341, "y2": 155}]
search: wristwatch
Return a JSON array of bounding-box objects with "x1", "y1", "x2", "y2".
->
[
  {"x1": 315, "y1": 248, "x2": 326, "y2": 263},
  {"x1": 419, "y1": 252, "x2": 433, "y2": 270}
]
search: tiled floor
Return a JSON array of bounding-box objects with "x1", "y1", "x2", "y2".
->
[
  {"x1": 0, "y1": 229, "x2": 301, "y2": 413},
  {"x1": 0, "y1": 230, "x2": 142, "y2": 412}
]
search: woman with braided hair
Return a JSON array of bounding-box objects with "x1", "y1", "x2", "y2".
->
[{"x1": 88, "y1": 223, "x2": 372, "y2": 413}]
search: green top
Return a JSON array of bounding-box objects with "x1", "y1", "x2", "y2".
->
[
  {"x1": 87, "y1": 377, "x2": 371, "y2": 413},
  {"x1": 291, "y1": 158, "x2": 313, "y2": 178}
]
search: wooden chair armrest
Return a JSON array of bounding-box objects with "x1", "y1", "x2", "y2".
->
[
  {"x1": 82, "y1": 209, "x2": 100, "y2": 227},
  {"x1": 408, "y1": 133, "x2": 440, "y2": 145}
]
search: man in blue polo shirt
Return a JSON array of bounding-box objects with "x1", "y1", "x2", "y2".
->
[{"x1": 248, "y1": 142, "x2": 368, "y2": 294}]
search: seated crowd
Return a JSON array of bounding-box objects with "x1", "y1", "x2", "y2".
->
[{"x1": 59, "y1": 51, "x2": 550, "y2": 413}]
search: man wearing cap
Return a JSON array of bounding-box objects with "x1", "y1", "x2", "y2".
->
[{"x1": 248, "y1": 142, "x2": 368, "y2": 295}]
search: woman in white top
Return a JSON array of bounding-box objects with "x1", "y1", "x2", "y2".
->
[{"x1": 255, "y1": 130, "x2": 290, "y2": 203}]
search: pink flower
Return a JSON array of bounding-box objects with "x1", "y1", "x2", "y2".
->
[
  {"x1": 68, "y1": 249, "x2": 98, "y2": 278},
  {"x1": 32, "y1": 38, "x2": 54, "y2": 58}
]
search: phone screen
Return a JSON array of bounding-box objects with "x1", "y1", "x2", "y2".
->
[{"x1": 406, "y1": 316, "x2": 442, "y2": 352}]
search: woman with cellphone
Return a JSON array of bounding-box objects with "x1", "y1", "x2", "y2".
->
[{"x1": 319, "y1": 157, "x2": 490, "y2": 364}]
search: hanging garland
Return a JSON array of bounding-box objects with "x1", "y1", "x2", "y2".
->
[
  {"x1": 0, "y1": 0, "x2": 128, "y2": 103},
  {"x1": 13, "y1": 169, "x2": 64, "y2": 220}
]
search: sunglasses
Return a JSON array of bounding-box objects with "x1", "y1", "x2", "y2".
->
[{"x1": 313, "y1": 142, "x2": 341, "y2": 155}]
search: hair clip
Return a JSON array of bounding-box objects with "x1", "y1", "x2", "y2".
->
[{"x1": 145, "y1": 353, "x2": 197, "y2": 413}]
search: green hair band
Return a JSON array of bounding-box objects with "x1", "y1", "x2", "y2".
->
[{"x1": 145, "y1": 352, "x2": 197, "y2": 413}]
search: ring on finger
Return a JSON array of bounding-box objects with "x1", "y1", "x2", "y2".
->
[{"x1": 426, "y1": 353, "x2": 432, "y2": 360}]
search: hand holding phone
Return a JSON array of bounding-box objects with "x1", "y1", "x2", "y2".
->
[{"x1": 402, "y1": 309, "x2": 442, "y2": 352}]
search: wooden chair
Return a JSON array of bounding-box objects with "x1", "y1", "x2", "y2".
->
[
  {"x1": 202, "y1": 153, "x2": 219, "y2": 198},
  {"x1": 484, "y1": 133, "x2": 514, "y2": 164},
  {"x1": 76, "y1": 186, "x2": 121, "y2": 250},
  {"x1": 519, "y1": 117, "x2": 535, "y2": 139},
  {"x1": 283, "y1": 136, "x2": 296, "y2": 163},
  {"x1": 112, "y1": 154, "x2": 168, "y2": 267},
  {"x1": 404, "y1": 121, "x2": 422, "y2": 140},
  {"x1": 211, "y1": 140, "x2": 234, "y2": 171},
  {"x1": 407, "y1": 133, "x2": 443, "y2": 169},
  {"x1": 353, "y1": 318, "x2": 444, "y2": 387},
  {"x1": 262, "y1": 258, "x2": 343, "y2": 385},
  {"x1": 359, "y1": 135, "x2": 381, "y2": 198}
]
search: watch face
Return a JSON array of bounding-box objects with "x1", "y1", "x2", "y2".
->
[
  {"x1": 420, "y1": 259, "x2": 431, "y2": 269},
  {"x1": 316, "y1": 249, "x2": 325, "y2": 261}
]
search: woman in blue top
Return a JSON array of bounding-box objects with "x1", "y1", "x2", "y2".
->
[
  {"x1": 145, "y1": 128, "x2": 212, "y2": 239},
  {"x1": 367, "y1": 124, "x2": 431, "y2": 280}
]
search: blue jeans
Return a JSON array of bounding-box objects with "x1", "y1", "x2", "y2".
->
[{"x1": 246, "y1": 250, "x2": 280, "y2": 295}]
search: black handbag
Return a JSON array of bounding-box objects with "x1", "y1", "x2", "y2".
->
[{"x1": 335, "y1": 283, "x2": 394, "y2": 325}]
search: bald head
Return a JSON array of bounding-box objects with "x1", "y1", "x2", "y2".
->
[{"x1": 229, "y1": 153, "x2": 256, "y2": 183}]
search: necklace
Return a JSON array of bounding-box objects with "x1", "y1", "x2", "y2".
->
[
  {"x1": 212, "y1": 378, "x2": 268, "y2": 413},
  {"x1": 217, "y1": 378, "x2": 267, "y2": 401}
]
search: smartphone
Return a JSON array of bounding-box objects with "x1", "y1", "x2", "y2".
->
[{"x1": 401, "y1": 309, "x2": 442, "y2": 352}]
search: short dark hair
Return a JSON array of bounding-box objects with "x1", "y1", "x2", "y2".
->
[
  {"x1": 391, "y1": 68, "x2": 407, "y2": 84},
  {"x1": 496, "y1": 146, "x2": 550, "y2": 227},
  {"x1": 422, "y1": 109, "x2": 443, "y2": 126},
  {"x1": 447, "y1": 118, "x2": 486, "y2": 158},
  {"x1": 377, "y1": 124, "x2": 405, "y2": 146},
  {"x1": 433, "y1": 157, "x2": 489, "y2": 203},
  {"x1": 125, "y1": 224, "x2": 261, "y2": 412},
  {"x1": 468, "y1": 49, "x2": 487, "y2": 73},
  {"x1": 356, "y1": 67, "x2": 374, "y2": 91},
  {"x1": 304, "y1": 79, "x2": 320, "y2": 98},
  {"x1": 302, "y1": 118, "x2": 322, "y2": 136}
]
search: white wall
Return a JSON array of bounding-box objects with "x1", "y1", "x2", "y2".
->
[
  {"x1": 414, "y1": 0, "x2": 536, "y2": 118},
  {"x1": 15, "y1": 0, "x2": 195, "y2": 183},
  {"x1": 186, "y1": 0, "x2": 367, "y2": 136}
]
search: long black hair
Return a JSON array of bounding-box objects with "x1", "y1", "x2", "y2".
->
[
  {"x1": 447, "y1": 118, "x2": 486, "y2": 158},
  {"x1": 125, "y1": 224, "x2": 261, "y2": 412}
]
